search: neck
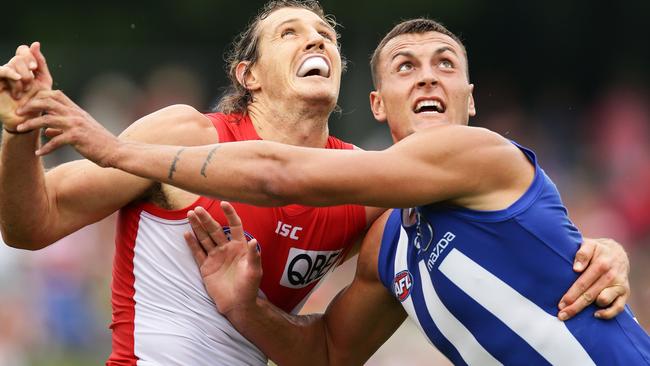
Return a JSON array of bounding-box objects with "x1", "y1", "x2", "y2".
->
[{"x1": 247, "y1": 98, "x2": 331, "y2": 148}]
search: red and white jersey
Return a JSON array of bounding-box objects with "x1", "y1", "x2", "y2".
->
[{"x1": 107, "y1": 113, "x2": 367, "y2": 365}]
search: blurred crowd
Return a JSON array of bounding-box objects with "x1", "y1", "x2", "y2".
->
[{"x1": 0, "y1": 59, "x2": 648, "y2": 365}]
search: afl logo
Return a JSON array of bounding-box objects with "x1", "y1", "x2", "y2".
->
[
  {"x1": 222, "y1": 227, "x2": 261, "y2": 253},
  {"x1": 393, "y1": 270, "x2": 413, "y2": 302}
]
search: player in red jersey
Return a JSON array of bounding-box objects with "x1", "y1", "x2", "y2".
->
[
  {"x1": 0, "y1": 2, "x2": 372, "y2": 365},
  {"x1": 0, "y1": 1, "x2": 633, "y2": 365}
]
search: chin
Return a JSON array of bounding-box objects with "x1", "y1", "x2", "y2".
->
[
  {"x1": 298, "y1": 88, "x2": 338, "y2": 106},
  {"x1": 413, "y1": 114, "x2": 449, "y2": 128}
]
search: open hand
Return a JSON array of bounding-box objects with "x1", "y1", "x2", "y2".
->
[{"x1": 184, "y1": 202, "x2": 262, "y2": 316}]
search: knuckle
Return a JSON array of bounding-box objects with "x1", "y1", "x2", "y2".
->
[
  {"x1": 603, "y1": 270, "x2": 616, "y2": 283},
  {"x1": 596, "y1": 293, "x2": 611, "y2": 306},
  {"x1": 582, "y1": 291, "x2": 594, "y2": 304},
  {"x1": 594, "y1": 260, "x2": 609, "y2": 272}
]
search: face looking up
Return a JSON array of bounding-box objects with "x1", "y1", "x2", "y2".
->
[
  {"x1": 242, "y1": 7, "x2": 343, "y2": 113},
  {"x1": 370, "y1": 31, "x2": 476, "y2": 142}
]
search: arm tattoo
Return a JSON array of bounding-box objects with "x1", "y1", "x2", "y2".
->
[
  {"x1": 168, "y1": 148, "x2": 185, "y2": 180},
  {"x1": 200, "y1": 145, "x2": 221, "y2": 178}
]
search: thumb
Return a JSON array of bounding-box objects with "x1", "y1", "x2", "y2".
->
[{"x1": 30, "y1": 42, "x2": 53, "y2": 87}]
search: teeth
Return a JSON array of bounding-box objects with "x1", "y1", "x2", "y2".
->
[
  {"x1": 297, "y1": 56, "x2": 329, "y2": 77},
  {"x1": 415, "y1": 100, "x2": 443, "y2": 113}
]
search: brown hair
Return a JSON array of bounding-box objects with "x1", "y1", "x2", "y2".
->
[
  {"x1": 216, "y1": 0, "x2": 341, "y2": 114},
  {"x1": 370, "y1": 18, "x2": 468, "y2": 88}
]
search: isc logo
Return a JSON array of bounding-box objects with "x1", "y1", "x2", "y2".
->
[
  {"x1": 275, "y1": 221, "x2": 303, "y2": 240},
  {"x1": 393, "y1": 270, "x2": 413, "y2": 302},
  {"x1": 280, "y1": 248, "x2": 343, "y2": 289}
]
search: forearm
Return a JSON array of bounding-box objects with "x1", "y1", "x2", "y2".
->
[
  {"x1": 111, "y1": 140, "x2": 293, "y2": 206},
  {"x1": 227, "y1": 298, "x2": 330, "y2": 366},
  {"x1": 0, "y1": 129, "x2": 52, "y2": 248}
]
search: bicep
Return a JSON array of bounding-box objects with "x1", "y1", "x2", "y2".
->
[
  {"x1": 280, "y1": 126, "x2": 512, "y2": 208},
  {"x1": 323, "y1": 210, "x2": 406, "y2": 364},
  {"x1": 41, "y1": 104, "x2": 214, "y2": 241},
  {"x1": 323, "y1": 272, "x2": 406, "y2": 364},
  {"x1": 282, "y1": 145, "x2": 466, "y2": 208},
  {"x1": 43, "y1": 159, "x2": 152, "y2": 241}
]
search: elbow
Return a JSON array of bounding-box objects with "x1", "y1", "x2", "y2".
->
[
  {"x1": 258, "y1": 162, "x2": 308, "y2": 206},
  {"x1": 1, "y1": 229, "x2": 51, "y2": 251}
]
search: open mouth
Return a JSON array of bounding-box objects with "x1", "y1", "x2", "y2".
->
[
  {"x1": 414, "y1": 99, "x2": 445, "y2": 114},
  {"x1": 297, "y1": 56, "x2": 330, "y2": 78}
]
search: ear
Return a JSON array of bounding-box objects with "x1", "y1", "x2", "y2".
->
[
  {"x1": 369, "y1": 90, "x2": 387, "y2": 122},
  {"x1": 235, "y1": 61, "x2": 261, "y2": 92},
  {"x1": 468, "y1": 83, "x2": 476, "y2": 117}
]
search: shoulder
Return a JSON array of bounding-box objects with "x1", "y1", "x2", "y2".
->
[
  {"x1": 396, "y1": 124, "x2": 508, "y2": 154},
  {"x1": 119, "y1": 104, "x2": 218, "y2": 146}
]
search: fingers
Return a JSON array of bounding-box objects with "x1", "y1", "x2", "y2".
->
[
  {"x1": 558, "y1": 257, "x2": 605, "y2": 313},
  {"x1": 188, "y1": 209, "x2": 221, "y2": 253},
  {"x1": 15, "y1": 113, "x2": 55, "y2": 134},
  {"x1": 558, "y1": 261, "x2": 615, "y2": 320},
  {"x1": 44, "y1": 127, "x2": 62, "y2": 139},
  {"x1": 184, "y1": 231, "x2": 207, "y2": 266},
  {"x1": 221, "y1": 201, "x2": 246, "y2": 242},
  {"x1": 246, "y1": 239, "x2": 262, "y2": 267},
  {"x1": 594, "y1": 294, "x2": 627, "y2": 320},
  {"x1": 30, "y1": 42, "x2": 53, "y2": 87},
  {"x1": 0, "y1": 65, "x2": 22, "y2": 81},
  {"x1": 595, "y1": 284, "x2": 628, "y2": 308},
  {"x1": 574, "y1": 239, "x2": 596, "y2": 272},
  {"x1": 37, "y1": 133, "x2": 68, "y2": 156},
  {"x1": 194, "y1": 206, "x2": 229, "y2": 244},
  {"x1": 8, "y1": 46, "x2": 37, "y2": 98}
]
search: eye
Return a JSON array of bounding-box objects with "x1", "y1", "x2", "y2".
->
[
  {"x1": 319, "y1": 31, "x2": 334, "y2": 41},
  {"x1": 398, "y1": 62, "x2": 414, "y2": 72},
  {"x1": 439, "y1": 59, "x2": 454, "y2": 69},
  {"x1": 281, "y1": 28, "x2": 296, "y2": 38}
]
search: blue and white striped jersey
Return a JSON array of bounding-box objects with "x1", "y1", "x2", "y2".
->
[{"x1": 378, "y1": 143, "x2": 650, "y2": 365}]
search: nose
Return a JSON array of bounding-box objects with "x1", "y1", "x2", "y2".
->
[
  {"x1": 305, "y1": 30, "x2": 325, "y2": 51},
  {"x1": 417, "y1": 66, "x2": 438, "y2": 88}
]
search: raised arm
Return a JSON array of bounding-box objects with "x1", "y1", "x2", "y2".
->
[
  {"x1": 14, "y1": 89, "x2": 632, "y2": 319},
  {"x1": 186, "y1": 203, "x2": 405, "y2": 365},
  {"x1": 17, "y1": 94, "x2": 517, "y2": 209},
  {"x1": 1, "y1": 47, "x2": 216, "y2": 248}
]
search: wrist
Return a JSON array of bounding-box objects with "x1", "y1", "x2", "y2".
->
[
  {"x1": 3, "y1": 126, "x2": 34, "y2": 135},
  {"x1": 103, "y1": 138, "x2": 126, "y2": 169},
  {"x1": 224, "y1": 297, "x2": 263, "y2": 323}
]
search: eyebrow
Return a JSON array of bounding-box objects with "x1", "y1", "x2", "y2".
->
[
  {"x1": 274, "y1": 18, "x2": 335, "y2": 33},
  {"x1": 390, "y1": 46, "x2": 458, "y2": 62}
]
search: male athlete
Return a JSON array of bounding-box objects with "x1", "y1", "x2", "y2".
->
[
  {"x1": 0, "y1": 2, "x2": 376, "y2": 365},
  {"x1": 2, "y1": 7, "x2": 636, "y2": 366},
  {"x1": 12, "y1": 17, "x2": 649, "y2": 365}
]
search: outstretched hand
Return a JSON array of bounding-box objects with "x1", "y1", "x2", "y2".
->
[
  {"x1": 184, "y1": 202, "x2": 262, "y2": 316},
  {"x1": 13, "y1": 89, "x2": 120, "y2": 165},
  {"x1": 0, "y1": 42, "x2": 53, "y2": 130},
  {"x1": 558, "y1": 237, "x2": 630, "y2": 320}
]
